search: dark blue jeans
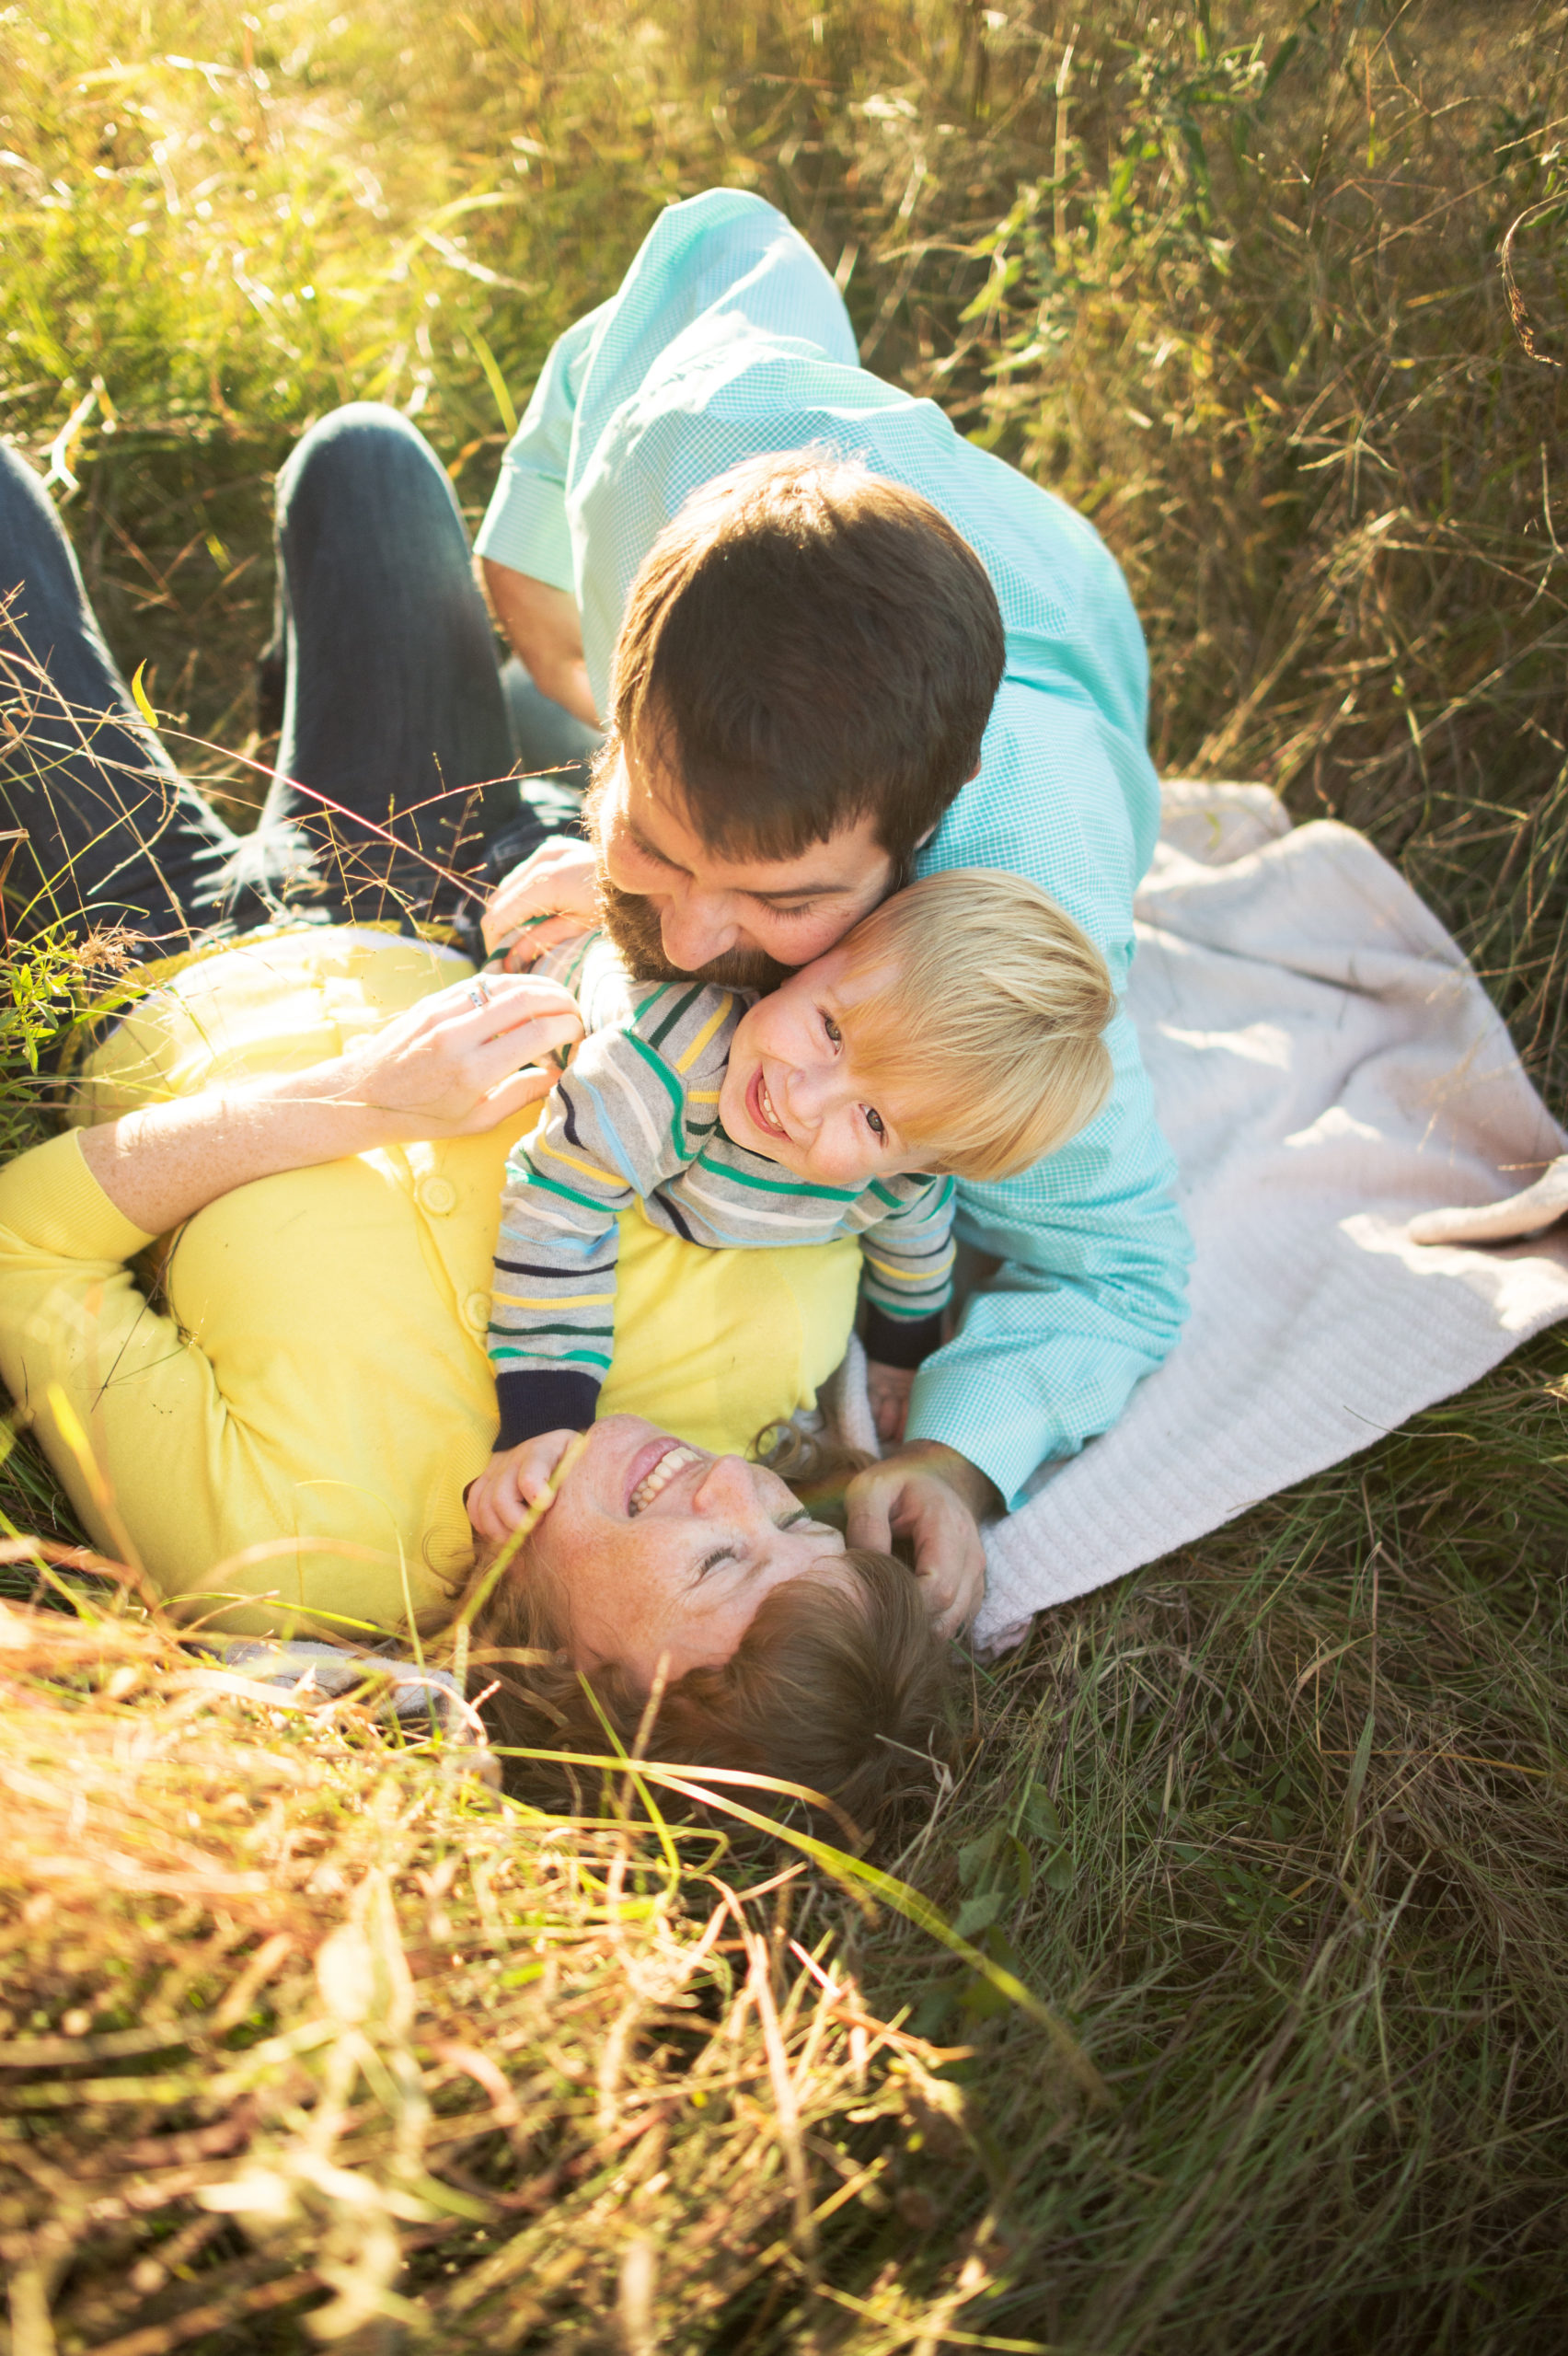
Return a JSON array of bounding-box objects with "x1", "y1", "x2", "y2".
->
[{"x1": 0, "y1": 403, "x2": 598, "y2": 964}]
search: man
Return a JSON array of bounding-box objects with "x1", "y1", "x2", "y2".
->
[{"x1": 471, "y1": 189, "x2": 1193, "y2": 1630}]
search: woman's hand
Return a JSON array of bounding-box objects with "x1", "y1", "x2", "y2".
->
[
  {"x1": 78, "y1": 973, "x2": 583, "y2": 1238},
  {"x1": 482, "y1": 836, "x2": 600, "y2": 969},
  {"x1": 467, "y1": 1428, "x2": 580, "y2": 1543},
  {"x1": 327, "y1": 971, "x2": 582, "y2": 1139}
]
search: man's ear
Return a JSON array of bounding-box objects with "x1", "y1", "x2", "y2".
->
[{"x1": 915, "y1": 759, "x2": 980, "y2": 850}]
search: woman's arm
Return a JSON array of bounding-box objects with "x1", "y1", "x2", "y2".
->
[{"x1": 77, "y1": 971, "x2": 582, "y2": 1234}]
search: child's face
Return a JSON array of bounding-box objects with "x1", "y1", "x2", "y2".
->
[{"x1": 718, "y1": 943, "x2": 938, "y2": 1186}]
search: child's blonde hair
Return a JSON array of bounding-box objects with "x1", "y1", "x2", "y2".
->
[{"x1": 838, "y1": 869, "x2": 1115, "y2": 1181}]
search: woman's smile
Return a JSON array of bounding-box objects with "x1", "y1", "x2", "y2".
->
[
  {"x1": 526, "y1": 1415, "x2": 857, "y2": 1679},
  {"x1": 627, "y1": 1438, "x2": 704, "y2": 1514}
]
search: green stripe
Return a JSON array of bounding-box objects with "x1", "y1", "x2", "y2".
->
[
  {"x1": 632, "y1": 978, "x2": 675, "y2": 1023},
  {"x1": 866, "y1": 1177, "x2": 951, "y2": 1213},
  {"x1": 696, "y1": 1153, "x2": 857, "y2": 1203},
  {"x1": 488, "y1": 1322, "x2": 615, "y2": 1342},
  {"x1": 525, "y1": 1171, "x2": 616, "y2": 1217},
  {"x1": 625, "y1": 1030, "x2": 687, "y2": 1158},
  {"x1": 490, "y1": 1357, "x2": 612, "y2": 1376},
  {"x1": 642, "y1": 982, "x2": 705, "y2": 1051}
]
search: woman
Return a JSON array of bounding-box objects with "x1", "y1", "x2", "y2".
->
[
  {"x1": 0, "y1": 428, "x2": 946, "y2": 1823},
  {"x1": 462, "y1": 1415, "x2": 946, "y2": 1823}
]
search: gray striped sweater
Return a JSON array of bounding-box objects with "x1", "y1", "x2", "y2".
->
[{"x1": 489, "y1": 933, "x2": 955, "y2": 1447}]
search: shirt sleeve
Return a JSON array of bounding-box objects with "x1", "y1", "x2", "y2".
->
[
  {"x1": 489, "y1": 980, "x2": 742, "y2": 1447},
  {"x1": 906, "y1": 1006, "x2": 1191, "y2": 1508},
  {"x1": 0, "y1": 1129, "x2": 236, "y2": 1576},
  {"x1": 859, "y1": 1177, "x2": 956, "y2": 1371},
  {"x1": 907, "y1": 686, "x2": 1193, "y2": 1508},
  {"x1": 473, "y1": 298, "x2": 614, "y2": 591}
]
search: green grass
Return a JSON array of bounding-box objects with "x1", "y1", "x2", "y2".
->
[{"x1": 6, "y1": 0, "x2": 1568, "y2": 2347}]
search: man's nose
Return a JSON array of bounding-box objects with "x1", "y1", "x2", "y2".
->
[{"x1": 661, "y1": 893, "x2": 738, "y2": 969}]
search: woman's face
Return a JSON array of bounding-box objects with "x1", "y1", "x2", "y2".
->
[{"x1": 526, "y1": 1415, "x2": 854, "y2": 1683}]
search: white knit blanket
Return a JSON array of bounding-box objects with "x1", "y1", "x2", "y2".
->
[{"x1": 833, "y1": 783, "x2": 1568, "y2": 1652}]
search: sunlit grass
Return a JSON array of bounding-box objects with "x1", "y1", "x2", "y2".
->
[
  {"x1": 6, "y1": 0, "x2": 1568, "y2": 2347},
  {"x1": 0, "y1": 1591, "x2": 1003, "y2": 2349}
]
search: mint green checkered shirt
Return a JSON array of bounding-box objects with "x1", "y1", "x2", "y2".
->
[{"x1": 477, "y1": 190, "x2": 1192, "y2": 1507}]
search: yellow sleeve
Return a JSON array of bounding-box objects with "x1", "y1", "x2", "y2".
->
[{"x1": 0, "y1": 1129, "x2": 250, "y2": 1588}]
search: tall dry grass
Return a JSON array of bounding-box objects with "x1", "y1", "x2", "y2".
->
[{"x1": 0, "y1": 1594, "x2": 1002, "y2": 2351}]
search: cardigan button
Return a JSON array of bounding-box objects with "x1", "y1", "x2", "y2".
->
[
  {"x1": 463, "y1": 1290, "x2": 491, "y2": 1333},
  {"x1": 418, "y1": 1176, "x2": 457, "y2": 1217}
]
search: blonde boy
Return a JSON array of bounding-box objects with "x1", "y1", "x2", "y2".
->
[{"x1": 467, "y1": 869, "x2": 1114, "y2": 1538}]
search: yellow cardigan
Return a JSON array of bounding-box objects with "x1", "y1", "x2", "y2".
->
[{"x1": 0, "y1": 925, "x2": 859, "y2": 1638}]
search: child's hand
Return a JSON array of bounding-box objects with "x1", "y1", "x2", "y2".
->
[
  {"x1": 467, "y1": 1428, "x2": 581, "y2": 1542},
  {"x1": 867, "y1": 1361, "x2": 916, "y2": 1446}
]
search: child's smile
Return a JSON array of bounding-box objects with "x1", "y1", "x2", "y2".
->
[
  {"x1": 718, "y1": 943, "x2": 934, "y2": 1186},
  {"x1": 744, "y1": 1064, "x2": 790, "y2": 1144}
]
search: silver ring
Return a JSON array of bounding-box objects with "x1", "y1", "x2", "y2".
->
[{"x1": 467, "y1": 979, "x2": 490, "y2": 1010}]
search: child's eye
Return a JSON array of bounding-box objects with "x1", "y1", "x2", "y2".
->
[
  {"x1": 863, "y1": 1106, "x2": 886, "y2": 1138},
  {"x1": 822, "y1": 1012, "x2": 842, "y2": 1046}
]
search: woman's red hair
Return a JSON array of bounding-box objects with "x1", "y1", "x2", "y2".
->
[{"x1": 468, "y1": 1542, "x2": 950, "y2": 1841}]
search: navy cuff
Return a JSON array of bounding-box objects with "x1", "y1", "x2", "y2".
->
[
  {"x1": 863, "y1": 1308, "x2": 945, "y2": 1372},
  {"x1": 494, "y1": 1369, "x2": 601, "y2": 1450}
]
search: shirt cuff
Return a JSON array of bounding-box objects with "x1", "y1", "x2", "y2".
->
[
  {"x1": 493, "y1": 1367, "x2": 601, "y2": 1450},
  {"x1": 0, "y1": 1128, "x2": 155, "y2": 1264},
  {"x1": 863, "y1": 1307, "x2": 945, "y2": 1372},
  {"x1": 905, "y1": 1356, "x2": 1066, "y2": 1513},
  {"x1": 474, "y1": 467, "x2": 576, "y2": 595}
]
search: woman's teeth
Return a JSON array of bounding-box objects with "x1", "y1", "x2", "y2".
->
[{"x1": 628, "y1": 1442, "x2": 702, "y2": 1515}]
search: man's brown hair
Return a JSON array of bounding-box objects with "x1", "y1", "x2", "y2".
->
[{"x1": 610, "y1": 452, "x2": 1006, "y2": 867}]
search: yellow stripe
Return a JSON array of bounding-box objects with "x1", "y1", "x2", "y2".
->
[
  {"x1": 492, "y1": 1290, "x2": 617, "y2": 1311},
  {"x1": 862, "y1": 1248, "x2": 957, "y2": 1286},
  {"x1": 536, "y1": 1138, "x2": 621, "y2": 1187},
  {"x1": 687, "y1": 1089, "x2": 721, "y2": 1103},
  {"x1": 674, "y1": 995, "x2": 733, "y2": 1074}
]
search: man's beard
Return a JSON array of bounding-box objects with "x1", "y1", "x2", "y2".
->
[
  {"x1": 583, "y1": 765, "x2": 791, "y2": 992},
  {"x1": 594, "y1": 870, "x2": 790, "y2": 993}
]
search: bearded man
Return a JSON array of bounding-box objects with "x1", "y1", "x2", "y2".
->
[{"x1": 470, "y1": 191, "x2": 1192, "y2": 1629}]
